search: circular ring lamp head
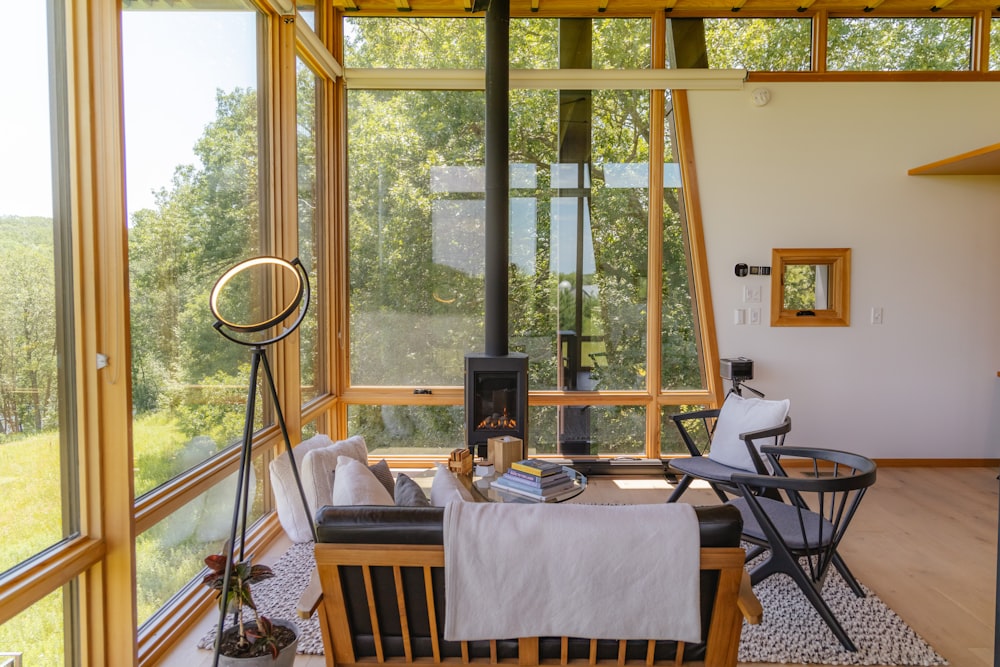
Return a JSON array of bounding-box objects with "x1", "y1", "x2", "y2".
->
[{"x1": 209, "y1": 256, "x2": 310, "y2": 347}]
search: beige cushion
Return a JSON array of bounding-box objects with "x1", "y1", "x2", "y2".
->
[
  {"x1": 300, "y1": 435, "x2": 370, "y2": 520},
  {"x1": 707, "y1": 393, "x2": 790, "y2": 472},
  {"x1": 332, "y1": 456, "x2": 394, "y2": 506},
  {"x1": 430, "y1": 463, "x2": 474, "y2": 506},
  {"x1": 330, "y1": 459, "x2": 395, "y2": 503},
  {"x1": 269, "y1": 434, "x2": 336, "y2": 543}
]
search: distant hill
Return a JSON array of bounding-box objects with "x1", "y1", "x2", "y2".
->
[{"x1": 0, "y1": 216, "x2": 54, "y2": 251}]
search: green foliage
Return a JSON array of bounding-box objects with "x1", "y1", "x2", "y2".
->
[
  {"x1": 0, "y1": 587, "x2": 64, "y2": 667},
  {"x1": 0, "y1": 216, "x2": 59, "y2": 435},
  {"x1": 704, "y1": 18, "x2": 812, "y2": 71},
  {"x1": 828, "y1": 17, "x2": 973, "y2": 71}
]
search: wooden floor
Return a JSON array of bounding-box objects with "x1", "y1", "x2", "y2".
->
[{"x1": 158, "y1": 466, "x2": 998, "y2": 667}]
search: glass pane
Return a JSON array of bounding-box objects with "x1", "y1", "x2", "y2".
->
[
  {"x1": 298, "y1": 2, "x2": 316, "y2": 30},
  {"x1": 511, "y1": 18, "x2": 558, "y2": 68},
  {"x1": 594, "y1": 19, "x2": 651, "y2": 68},
  {"x1": 528, "y1": 404, "x2": 645, "y2": 456},
  {"x1": 344, "y1": 17, "x2": 484, "y2": 68},
  {"x1": 122, "y1": 3, "x2": 266, "y2": 495},
  {"x1": 0, "y1": 586, "x2": 65, "y2": 666},
  {"x1": 0, "y1": 0, "x2": 75, "y2": 573},
  {"x1": 660, "y1": 405, "x2": 709, "y2": 456},
  {"x1": 136, "y1": 452, "x2": 267, "y2": 625},
  {"x1": 297, "y1": 58, "x2": 322, "y2": 405},
  {"x1": 348, "y1": 404, "x2": 464, "y2": 454},
  {"x1": 512, "y1": 19, "x2": 650, "y2": 69},
  {"x1": 991, "y1": 18, "x2": 1000, "y2": 70},
  {"x1": 704, "y1": 18, "x2": 811, "y2": 71},
  {"x1": 348, "y1": 89, "x2": 485, "y2": 386},
  {"x1": 508, "y1": 87, "x2": 650, "y2": 399},
  {"x1": 783, "y1": 263, "x2": 830, "y2": 310},
  {"x1": 661, "y1": 90, "x2": 704, "y2": 391},
  {"x1": 828, "y1": 18, "x2": 972, "y2": 71}
]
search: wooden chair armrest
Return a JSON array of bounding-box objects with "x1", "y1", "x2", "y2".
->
[
  {"x1": 296, "y1": 567, "x2": 323, "y2": 619},
  {"x1": 737, "y1": 571, "x2": 763, "y2": 625}
]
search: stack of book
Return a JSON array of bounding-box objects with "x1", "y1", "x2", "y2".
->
[{"x1": 490, "y1": 459, "x2": 577, "y2": 501}]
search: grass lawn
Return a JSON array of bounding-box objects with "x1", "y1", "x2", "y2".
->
[{"x1": 0, "y1": 431, "x2": 64, "y2": 666}]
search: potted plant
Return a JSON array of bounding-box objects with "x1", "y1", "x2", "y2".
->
[{"x1": 202, "y1": 552, "x2": 299, "y2": 666}]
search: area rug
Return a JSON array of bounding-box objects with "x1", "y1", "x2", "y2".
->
[{"x1": 199, "y1": 542, "x2": 947, "y2": 665}]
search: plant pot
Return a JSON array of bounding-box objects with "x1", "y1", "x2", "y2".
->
[{"x1": 216, "y1": 619, "x2": 299, "y2": 667}]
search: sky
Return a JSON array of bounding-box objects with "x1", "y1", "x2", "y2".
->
[{"x1": 0, "y1": 4, "x2": 257, "y2": 220}]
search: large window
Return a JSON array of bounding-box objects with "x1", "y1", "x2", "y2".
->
[
  {"x1": 0, "y1": 1, "x2": 76, "y2": 663},
  {"x1": 344, "y1": 17, "x2": 704, "y2": 458},
  {"x1": 122, "y1": 2, "x2": 264, "y2": 497},
  {"x1": 298, "y1": 57, "x2": 322, "y2": 406}
]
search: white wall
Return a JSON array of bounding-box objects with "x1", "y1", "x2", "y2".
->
[{"x1": 688, "y1": 82, "x2": 1000, "y2": 459}]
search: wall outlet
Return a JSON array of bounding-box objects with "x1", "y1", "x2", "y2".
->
[
  {"x1": 743, "y1": 285, "x2": 762, "y2": 303},
  {"x1": 871, "y1": 307, "x2": 884, "y2": 325},
  {"x1": 749, "y1": 307, "x2": 761, "y2": 325}
]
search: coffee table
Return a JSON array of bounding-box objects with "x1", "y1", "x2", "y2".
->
[{"x1": 468, "y1": 465, "x2": 587, "y2": 503}]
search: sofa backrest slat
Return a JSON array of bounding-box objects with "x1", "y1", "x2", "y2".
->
[
  {"x1": 422, "y1": 565, "x2": 441, "y2": 662},
  {"x1": 361, "y1": 565, "x2": 385, "y2": 663}
]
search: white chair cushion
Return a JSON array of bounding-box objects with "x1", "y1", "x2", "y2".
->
[
  {"x1": 707, "y1": 393, "x2": 790, "y2": 472},
  {"x1": 331, "y1": 456, "x2": 394, "y2": 506},
  {"x1": 430, "y1": 463, "x2": 474, "y2": 506},
  {"x1": 300, "y1": 435, "x2": 370, "y2": 519}
]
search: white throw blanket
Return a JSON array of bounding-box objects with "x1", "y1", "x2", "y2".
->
[{"x1": 443, "y1": 502, "x2": 701, "y2": 643}]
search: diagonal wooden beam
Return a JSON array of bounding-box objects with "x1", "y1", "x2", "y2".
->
[{"x1": 395, "y1": 0, "x2": 411, "y2": 10}]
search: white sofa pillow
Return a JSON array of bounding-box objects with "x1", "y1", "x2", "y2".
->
[
  {"x1": 269, "y1": 434, "x2": 334, "y2": 543},
  {"x1": 707, "y1": 393, "x2": 790, "y2": 472},
  {"x1": 300, "y1": 435, "x2": 370, "y2": 521},
  {"x1": 430, "y1": 463, "x2": 474, "y2": 506},
  {"x1": 331, "y1": 456, "x2": 394, "y2": 506},
  {"x1": 271, "y1": 434, "x2": 368, "y2": 543}
]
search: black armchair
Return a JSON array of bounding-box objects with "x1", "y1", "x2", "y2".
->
[
  {"x1": 727, "y1": 445, "x2": 877, "y2": 652},
  {"x1": 665, "y1": 405, "x2": 791, "y2": 503}
]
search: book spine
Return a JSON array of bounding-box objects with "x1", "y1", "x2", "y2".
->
[
  {"x1": 504, "y1": 468, "x2": 561, "y2": 485},
  {"x1": 509, "y1": 461, "x2": 561, "y2": 477},
  {"x1": 491, "y1": 478, "x2": 545, "y2": 499},
  {"x1": 493, "y1": 476, "x2": 545, "y2": 495},
  {"x1": 493, "y1": 475, "x2": 574, "y2": 497}
]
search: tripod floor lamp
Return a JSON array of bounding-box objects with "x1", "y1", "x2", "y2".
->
[{"x1": 207, "y1": 256, "x2": 313, "y2": 666}]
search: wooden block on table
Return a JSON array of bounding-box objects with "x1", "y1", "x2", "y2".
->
[
  {"x1": 487, "y1": 436, "x2": 523, "y2": 474},
  {"x1": 448, "y1": 447, "x2": 473, "y2": 474}
]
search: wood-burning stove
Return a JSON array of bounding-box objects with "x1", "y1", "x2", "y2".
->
[{"x1": 465, "y1": 352, "x2": 527, "y2": 455}]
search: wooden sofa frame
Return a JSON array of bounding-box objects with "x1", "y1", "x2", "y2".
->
[{"x1": 310, "y1": 541, "x2": 761, "y2": 667}]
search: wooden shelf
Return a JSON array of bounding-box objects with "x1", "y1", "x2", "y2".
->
[{"x1": 909, "y1": 142, "x2": 1000, "y2": 176}]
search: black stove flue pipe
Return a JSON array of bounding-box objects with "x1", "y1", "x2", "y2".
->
[{"x1": 483, "y1": 0, "x2": 509, "y2": 358}]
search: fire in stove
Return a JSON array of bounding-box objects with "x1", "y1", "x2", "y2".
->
[{"x1": 477, "y1": 409, "x2": 517, "y2": 430}]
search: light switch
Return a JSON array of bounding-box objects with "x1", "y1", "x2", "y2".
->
[
  {"x1": 734, "y1": 309, "x2": 746, "y2": 325},
  {"x1": 749, "y1": 308, "x2": 761, "y2": 325}
]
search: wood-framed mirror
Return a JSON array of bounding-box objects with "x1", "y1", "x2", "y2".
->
[{"x1": 770, "y1": 248, "x2": 851, "y2": 327}]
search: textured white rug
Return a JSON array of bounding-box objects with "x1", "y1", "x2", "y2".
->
[{"x1": 199, "y1": 541, "x2": 947, "y2": 665}]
